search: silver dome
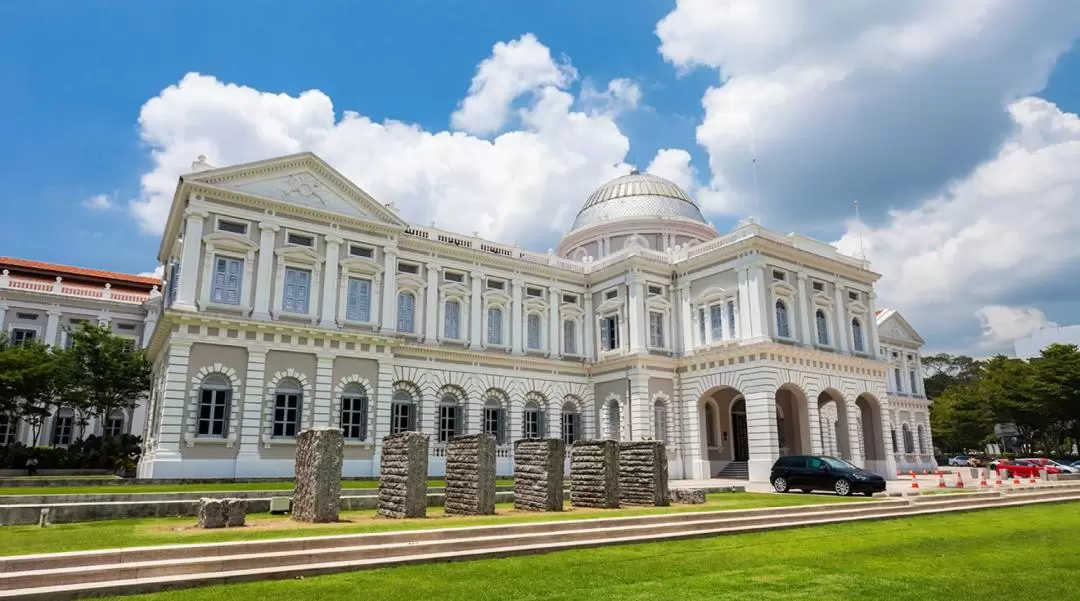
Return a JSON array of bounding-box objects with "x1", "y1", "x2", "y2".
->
[{"x1": 570, "y1": 171, "x2": 706, "y2": 231}]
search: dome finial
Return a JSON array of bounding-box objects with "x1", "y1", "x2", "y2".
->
[{"x1": 629, "y1": 168, "x2": 640, "y2": 176}]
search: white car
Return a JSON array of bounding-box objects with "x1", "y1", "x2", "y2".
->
[
  {"x1": 1048, "y1": 460, "x2": 1080, "y2": 474},
  {"x1": 948, "y1": 456, "x2": 970, "y2": 467}
]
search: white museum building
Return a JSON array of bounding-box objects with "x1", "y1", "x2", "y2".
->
[{"x1": 118, "y1": 151, "x2": 945, "y2": 482}]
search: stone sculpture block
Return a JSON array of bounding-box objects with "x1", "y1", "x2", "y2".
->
[
  {"x1": 669, "y1": 488, "x2": 706, "y2": 504},
  {"x1": 197, "y1": 498, "x2": 226, "y2": 529},
  {"x1": 378, "y1": 432, "x2": 430, "y2": 518},
  {"x1": 513, "y1": 438, "x2": 565, "y2": 511},
  {"x1": 444, "y1": 433, "x2": 497, "y2": 515},
  {"x1": 618, "y1": 441, "x2": 669, "y2": 506},
  {"x1": 292, "y1": 428, "x2": 344, "y2": 523},
  {"x1": 570, "y1": 440, "x2": 620, "y2": 508},
  {"x1": 223, "y1": 498, "x2": 247, "y2": 527}
]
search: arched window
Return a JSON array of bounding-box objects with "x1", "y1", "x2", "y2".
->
[
  {"x1": 487, "y1": 306, "x2": 504, "y2": 345},
  {"x1": 704, "y1": 402, "x2": 717, "y2": 448},
  {"x1": 561, "y1": 401, "x2": 581, "y2": 444},
  {"x1": 604, "y1": 399, "x2": 621, "y2": 441},
  {"x1": 272, "y1": 379, "x2": 302, "y2": 438},
  {"x1": 437, "y1": 393, "x2": 462, "y2": 443},
  {"x1": 443, "y1": 300, "x2": 461, "y2": 340},
  {"x1": 197, "y1": 374, "x2": 232, "y2": 438},
  {"x1": 563, "y1": 320, "x2": 577, "y2": 355},
  {"x1": 340, "y1": 383, "x2": 368, "y2": 441},
  {"x1": 523, "y1": 400, "x2": 543, "y2": 439},
  {"x1": 104, "y1": 409, "x2": 126, "y2": 438},
  {"x1": 917, "y1": 424, "x2": 926, "y2": 454},
  {"x1": 852, "y1": 318, "x2": 865, "y2": 352},
  {"x1": 396, "y1": 292, "x2": 415, "y2": 333},
  {"x1": 391, "y1": 389, "x2": 416, "y2": 434},
  {"x1": 51, "y1": 408, "x2": 74, "y2": 446},
  {"x1": 891, "y1": 429, "x2": 899, "y2": 454},
  {"x1": 527, "y1": 313, "x2": 542, "y2": 349},
  {"x1": 902, "y1": 424, "x2": 914, "y2": 454},
  {"x1": 653, "y1": 399, "x2": 668, "y2": 443},
  {"x1": 482, "y1": 396, "x2": 506, "y2": 444},
  {"x1": 775, "y1": 300, "x2": 791, "y2": 338},
  {"x1": 815, "y1": 310, "x2": 829, "y2": 346}
]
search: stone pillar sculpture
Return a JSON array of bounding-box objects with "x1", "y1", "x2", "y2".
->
[
  {"x1": 292, "y1": 428, "x2": 344, "y2": 523},
  {"x1": 378, "y1": 432, "x2": 430, "y2": 518},
  {"x1": 570, "y1": 440, "x2": 619, "y2": 508},
  {"x1": 619, "y1": 441, "x2": 669, "y2": 506},
  {"x1": 445, "y1": 433, "x2": 497, "y2": 515},
  {"x1": 513, "y1": 438, "x2": 565, "y2": 511}
]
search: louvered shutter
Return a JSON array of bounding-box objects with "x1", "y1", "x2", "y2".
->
[
  {"x1": 357, "y1": 279, "x2": 370, "y2": 321},
  {"x1": 284, "y1": 269, "x2": 297, "y2": 312},
  {"x1": 600, "y1": 319, "x2": 611, "y2": 350},
  {"x1": 167, "y1": 263, "x2": 180, "y2": 306},
  {"x1": 212, "y1": 258, "x2": 227, "y2": 302},
  {"x1": 346, "y1": 279, "x2": 359, "y2": 320},
  {"x1": 496, "y1": 408, "x2": 506, "y2": 445},
  {"x1": 539, "y1": 411, "x2": 547, "y2": 438},
  {"x1": 225, "y1": 258, "x2": 241, "y2": 305},
  {"x1": 455, "y1": 405, "x2": 463, "y2": 436},
  {"x1": 407, "y1": 403, "x2": 416, "y2": 432},
  {"x1": 296, "y1": 270, "x2": 309, "y2": 313}
]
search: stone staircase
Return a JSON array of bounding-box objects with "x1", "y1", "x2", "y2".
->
[
  {"x1": 0, "y1": 486, "x2": 1077, "y2": 600},
  {"x1": 716, "y1": 461, "x2": 749, "y2": 480}
]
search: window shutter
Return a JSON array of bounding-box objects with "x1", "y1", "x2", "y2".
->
[
  {"x1": 496, "y1": 408, "x2": 505, "y2": 444},
  {"x1": 167, "y1": 263, "x2": 180, "y2": 305},
  {"x1": 212, "y1": 258, "x2": 228, "y2": 302},
  {"x1": 346, "y1": 279, "x2": 359, "y2": 320},
  {"x1": 407, "y1": 403, "x2": 416, "y2": 432},
  {"x1": 600, "y1": 319, "x2": 611, "y2": 350},
  {"x1": 284, "y1": 269, "x2": 297, "y2": 311},
  {"x1": 297, "y1": 270, "x2": 309, "y2": 313},
  {"x1": 455, "y1": 405, "x2": 463, "y2": 436},
  {"x1": 358, "y1": 280, "x2": 370, "y2": 321},
  {"x1": 226, "y1": 258, "x2": 241, "y2": 304},
  {"x1": 539, "y1": 411, "x2": 547, "y2": 438}
]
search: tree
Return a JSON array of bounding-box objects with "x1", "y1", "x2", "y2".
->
[
  {"x1": 929, "y1": 380, "x2": 996, "y2": 453},
  {"x1": 922, "y1": 353, "x2": 983, "y2": 400},
  {"x1": 1030, "y1": 344, "x2": 1080, "y2": 454},
  {"x1": 0, "y1": 337, "x2": 62, "y2": 445},
  {"x1": 981, "y1": 355, "x2": 1046, "y2": 454},
  {"x1": 62, "y1": 324, "x2": 151, "y2": 437}
]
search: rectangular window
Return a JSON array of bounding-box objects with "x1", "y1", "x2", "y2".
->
[
  {"x1": 909, "y1": 370, "x2": 919, "y2": 395},
  {"x1": 197, "y1": 389, "x2": 230, "y2": 438},
  {"x1": 438, "y1": 404, "x2": 460, "y2": 443},
  {"x1": 397, "y1": 293, "x2": 415, "y2": 333},
  {"x1": 526, "y1": 286, "x2": 543, "y2": 298},
  {"x1": 562, "y1": 294, "x2": 577, "y2": 305},
  {"x1": 217, "y1": 219, "x2": 248, "y2": 235},
  {"x1": 894, "y1": 368, "x2": 903, "y2": 392},
  {"x1": 272, "y1": 392, "x2": 301, "y2": 438},
  {"x1": 345, "y1": 278, "x2": 372, "y2": 322},
  {"x1": 848, "y1": 290, "x2": 859, "y2": 302},
  {"x1": 772, "y1": 270, "x2": 786, "y2": 281},
  {"x1": 390, "y1": 401, "x2": 413, "y2": 434},
  {"x1": 104, "y1": 415, "x2": 124, "y2": 438},
  {"x1": 698, "y1": 308, "x2": 706, "y2": 344},
  {"x1": 486, "y1": 279, "x2": 505, "y2": 290},
  {"x1": 348, "y1": 245, "x2": 374, "y2": 259},
  {"x1": 51, "y1": 414, "x2": 73, "y2": 446},
  {"x1": 10, "y1": 328, "x2": 36, "y2": 346},
  {"x1": 527, "y1": 314, "x2": 542, "y2": 349},
  {"x1": 600, "y1": 315, "x2": 619, "y2": 351},
  {"x1": 487, "y1": 307, "x2": 503, "y2": 345},
  {"x1": 523, "y1": 409, "x2": 541, "y2": 439},
  {"x1": 341, "y1": 395, "x2": 368, "y2": 441},
  {"x1": 562, "y1": 412, "x2": 579, "y2": 444},
  {"x1": 286, "y1": 232, "x2": 315, "y2": 248},
  {"x1": 444, "y1": 300, "x2": 461, "y2": 339},
  {"x1": 211, "y1": 255, "x2": 243, "y2": 305},
  {"x1": 483, "y1": 406, "x2": 505, "y2": 444},
  {"x1": 649, "y1": 311, "x2": 665, "y2": 348},
  {"x1": 15, "y1": 313, "x2": 38, "y2": 320},
  {"x1": 397, "y1": 262, "x2": 419, "y2": 275},
  {"x1": 654, "y1": 405, "x2": 667, "y2": 442},
  {"x1": 444, "y1": 271, "x2": 464, "y2": 283},
  {"x1": 0, "y1": 416, "x2": 15, "y2": 446},
  {"x1": 727, "y1": 300, "x2": 737, "y2": 337},
  {"x1": 604, "y1": 289, "x2": 618, "y2": 300},
  {"x1": 563, "y1": 320, "x2": 577, "y2": 355},
  {"x1": 282, "y1": 267, "x2": 311, "y2": 314},
  {"x1": 647, "y1": 284, "x2": 663, "y2": 296},
  {"x1": 709, "y1": 305, "x2": 723, "y2": 341},
  {"x1": 813, "y1": 281, "x2": 825, "y2": 292},
  {"x1": 117, "y1": 323, "x2": 136, "y2": 331}
]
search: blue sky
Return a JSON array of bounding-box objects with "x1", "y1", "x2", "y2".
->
[{"x1": 2, "y1": 1, "x2": 1080, "y2": 355}]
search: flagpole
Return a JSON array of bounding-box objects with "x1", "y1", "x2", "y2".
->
[{"x1": 854, "y1": 199, "x2": 866, "y2": 260}]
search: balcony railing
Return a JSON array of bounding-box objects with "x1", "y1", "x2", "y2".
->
[{"x1": 0, "y1": 271, "x2": 156, "y2": 305}]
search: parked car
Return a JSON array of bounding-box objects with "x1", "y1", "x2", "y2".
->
[
  {"x1": 995, "y1": 460, "x2": 1061, "y2": 478},
  {"x1": 1070, "y1": 460, "x2": 1080, "y2": 469},
  {"x1": 1020, "y1": 458, "x2": 1079, "y2": 474},
  {"x1": 770, "y1": 455, "x2": 887, "y2": 497},
  {"x1": 948, "y1": 455, "x2": 971, "y2": 467}
]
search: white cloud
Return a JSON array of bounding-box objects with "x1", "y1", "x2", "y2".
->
[
  {"x1": 579, "y1": 78, "x2": 643, "y2": 117},
  {"x1": 656, "y1": 0, "x2": 1080, "y2": 224},
  {"x1": 834, "y1": 97, "x2": 1080, "y2": 353},
  {"x1": 450, "y1": 34, "x2": 577, "y2": 136},
  {"x1": 975, "y1": 305, "x2": 1056, "y2": 348},
  {"x1": 646, "y1": 148, "x2": 696, "y2": 192},
  {"x1": 128, "y1": 36, "x2": 664, "y2": 248},
  {"x1": 138, "y1": 265, "x2": 165, "y2": 279},
  {"x1": 82, "y1": 193, "x2": 115, "y2": 211}
]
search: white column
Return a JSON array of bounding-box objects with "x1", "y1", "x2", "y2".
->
[
  {"x1": 371, "y1": 360, "x2": 395, "y2": 475},
  {"x1": 745, "y1": 387, "x2": 780, "y2": 482},
  {"x1": 678, "y1": 284, "x2": 693, "y2": 355},
  {"x1": 548, "y1": 286, "x2": 561, "y2": 358},
  {"x1": 154, "y1": 342, "x2": 191, "y2": 459},
  {"x1": 314, "y1": 354, "x2": 334, "y2": 427},
  {"x1": 142, "y1": 306, "x2": 159, "y2": 348},
  {"x1": 628, "y1": 276, "x2": 645, "y2": 353},
  {"x1": 0, "y1": 303, "x2": 7, "y2": 332},
  {"x1": 380, "y1": 246, "x2": 398, "y2": 333},
  {"x1": 318, "y1": 235, "x2": 342, "y2": 328},
  {"x1": 423, "y1": 263, "x2": 440, "y2": 344},
  {"x1": 796, "y1": 272, "x2": 811, "y2": 345},
  {"x1": 468, "y1": 270, "x2": 483, "y2": 349},
  {"x1": 868, "y1": 291, "x2": 881, "y2": 358},
  {"x1": 703, "y1": 303, "x2": 713, "y2": 345},
  {"x1": 583, "y1": 291, "x2": 595, "y2": 360},
  {"x1": 44, "y1": 309, "x2": 61, "y2": 347},
  {"x1": 750, "y1": 264, "x2": 768, "y2": 339},
  {"x1": 251, "y1": 222, "x2": 278, "y2": 320},
  {"x1": 629, "y1": 370, "x2": 650, "y2": 441},
  {"x1": 173, "y1": 207, "x2": 208, "y2": 312},
  {"x1": 737, "y1": 268, "x2": 753, "y2": 340},
  {"x1": 236, "y1": 349, "x2": 267, "y2": 469},
  {"x1": 834, "y1": 283, "x2": 849, "y2": 353},
  {"x1": 845, "y1": 399, "x2": 864, "y2": 466},
  {"x1": 511, "y1": 278, "x2": 524, "y2": 355}
]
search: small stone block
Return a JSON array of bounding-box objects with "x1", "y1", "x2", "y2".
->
[
  {"x1": 570, "y1": 440, "x2": 620, "y2": 509},
  {"x1": 378, "y1": 432, "x2": 430, "y2": 518},
  {"x1": 292, "y1": 428, "x2": 345, "y2": 523},
  {"x1": 618, "y1": 441, "x2": 669, "y2": 506},
  {"x1": 198, "y1": 498, "x2": 226, "y2": 529},
  {"x1": 223, "y1": 498, "x2": 247, "y2": 527},
  {"x1": 444, "y1": 433, "x2": 497, "y2": 516},
  {"x1": 513, "y1": 438, "x2": 565, "y2": 512},
  {"x1": 669, "y1": 488, "x2": 706, "y2": 504}
]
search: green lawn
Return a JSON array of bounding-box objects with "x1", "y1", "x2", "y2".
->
[
  {"x1": 97, "y1": 502, "x2": 1080, "y2": 601},
  {"x1": 0, "y1": 480, "x2": 513, "y2": 496},
  {"x1": 0, "y1": 492, "x2": 860, "y2": 556}
]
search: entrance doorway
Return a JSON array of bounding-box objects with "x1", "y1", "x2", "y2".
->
[{"x1": 732, "y1": 399, "x2": 749, "y2": 461}]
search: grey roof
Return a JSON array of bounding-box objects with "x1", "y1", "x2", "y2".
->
[{"x1": 570, "y1": 172, "x2": 706, "y2": 231}]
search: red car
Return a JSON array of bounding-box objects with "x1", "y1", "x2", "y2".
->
[{"x1": 995, "y1": 459, "x2": 1061, "y2": 478}]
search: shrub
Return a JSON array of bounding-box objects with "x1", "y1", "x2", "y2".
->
[{"x1": 0, "y1": 434, "x2": 142, "y2": 472}]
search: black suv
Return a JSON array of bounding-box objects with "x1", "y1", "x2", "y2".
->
[{"x1": 770, "y1": 455, "x2": 886, "y2": 496}]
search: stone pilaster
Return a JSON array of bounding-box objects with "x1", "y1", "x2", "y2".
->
[
  {"x1": 313, "y1": 354, "x2": 334, "y2": 427},
  {"x1": 511, "y1": 278, "x2": 524, "y2": 355},
  {"x1": 236, "y1": 349, "x2": 268, "y2": 462},
  {"x1": 423, "y1": 263, "x2": 439, "y2": 344},
  {"x1": 744, "y1": 388, "x2": 779, "y2": 482},
  {"x1": 251, "y1": 221, "x2": 279, "y2": 320},
  {"x1": 173, "y1": 206, "x2": 207, "y2": 312},
  {"x1": 318, "y1": 235, "x2": 342, "y2": 327},
  {"x1": 379, "y1": 245, "x2": 398, "y2": 333},
  {"x1": 547, "y1": 285, "x2": 560, "y2": 358},
  {"x1": 834, "y1": 283, "x2": 849, "y2": 353}
]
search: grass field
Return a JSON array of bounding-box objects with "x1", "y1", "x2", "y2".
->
[
  {"x1": 0, "y1": 480, "x2": 515, "y2": 496},
  {"x1": 0, "y1": 492, "x2": 861, "y2": 556},
  {"x1": 95, "y1": 502, "x2": 1080, "y2": 601}
]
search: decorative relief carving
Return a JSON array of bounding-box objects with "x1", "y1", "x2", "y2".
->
[{"x1": 277, "y1": 173, "x2": 328, "y2": 205}]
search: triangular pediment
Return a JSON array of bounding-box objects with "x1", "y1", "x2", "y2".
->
[
  {"x1": 184, "y1": 153, "x2": 408, "y2": 228},
  {"x1": 877, "y1": 310, "x2": 925, "y2": 346}
]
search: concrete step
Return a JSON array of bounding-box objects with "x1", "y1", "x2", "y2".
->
[{"x1": 1, "y1": 490, "x2": 1076, "y2": 600}]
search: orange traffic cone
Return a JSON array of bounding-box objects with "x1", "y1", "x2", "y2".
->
[
  {"x1": 911, "y1": 473, "x2": 920, "y2": 489},
  {"x1": 979, "y1": 470, "x2": 989, "y2": 488},
  {"x1": 938, "y1": 474, "x2": 947, "y2": 488},
  {"x1": 954, "y1": 474, "x2": 965, "y2": 488},
  {"x1": 994, "y1": 472, "x2": 1003, "y2": 487}
]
